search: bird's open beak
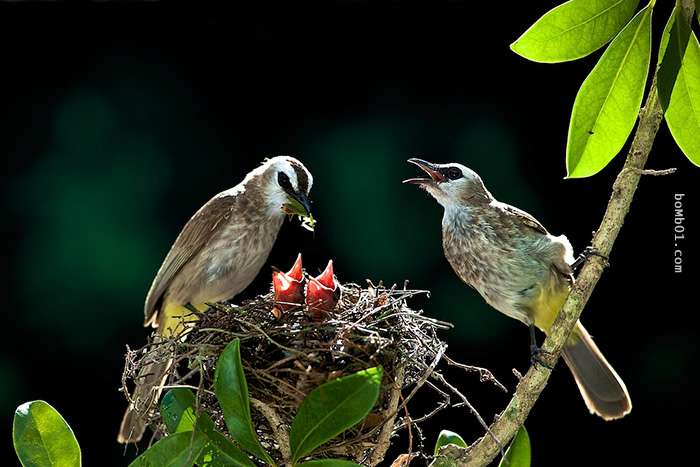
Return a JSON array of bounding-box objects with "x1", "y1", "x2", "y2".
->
[
  {"x1": 403, "y1": 158, "x2": 445, "y2": 185},
  {"x1": 284, "y1": 191, "x2": 312, "y2": 217}
]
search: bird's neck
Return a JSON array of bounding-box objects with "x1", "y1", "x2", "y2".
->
[{"x1": 442, "y1": 203, "x2": 472, "y2": 230}]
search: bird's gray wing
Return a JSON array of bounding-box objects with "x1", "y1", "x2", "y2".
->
[
  {"x1": 143, "y1": 194, "x2": 237, "y2": 326},
  {"x1": 500, "y1": 203, "x2": 549, "y2": 235}
]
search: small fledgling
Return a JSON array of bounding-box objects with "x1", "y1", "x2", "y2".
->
[
  {"x1": 272, "y1": 253, "x2": 305, "y2": 318},
  {"x1": 305, "y1": 260, "x2": 340, "y2": 320}
]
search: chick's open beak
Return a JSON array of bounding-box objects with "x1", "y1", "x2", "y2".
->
[{"x1": 403, "y1": 158, "x2": 445, "y2": 185}]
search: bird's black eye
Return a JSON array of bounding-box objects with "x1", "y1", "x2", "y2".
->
[
  {"x1": 446, "y1": 167, "x2": 463, "y2": 180},
  {"x1": 278, "y1": 172, "x2": 293, "y2": 191}
]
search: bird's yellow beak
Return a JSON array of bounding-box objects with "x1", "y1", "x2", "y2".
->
[{"x1": 403, "y1": 158, "x2": 446, "y2": 185}]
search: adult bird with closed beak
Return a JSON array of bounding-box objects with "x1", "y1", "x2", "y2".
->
[{"x1": 118, "y1": 156, "x2": 314, "y2": 443}]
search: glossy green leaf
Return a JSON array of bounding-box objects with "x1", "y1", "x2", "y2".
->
[
  {"x1": 198, "y1": 430, "x2": 257, "y2": 467},
  {"x1": 511, "y1": 0, "x2": 640, "y2": 63},
  {"x1": 297, "y1": 460, "x2": 362, "y2": 467},
  {"x1": 497, "y1": 426, "x2": 531, "y2": 467},
  {"x1": 566, "y1": 5, "x2": 653, "y2": 178},
  {"x1": 129, "y1": 431, "x2": 208, "y2": 467},
  {"x1": 434, "y1": 429, "x2": 468, "y2": 455},
  {"x1": 13, "y1": 400, "x2": 81, "y2": 467},
  {"x1": 290, "y1": 367, "x2": 383, "y2": 462},
  {"x1": 658, "y1": 6, "x2": 700, "y2": 166},
  {"x1": 214, "y1": 339, "x2": 272, "y2": 464},
  {"x1": 161, "y1": 389, "x2": 198, "y2": 434}
]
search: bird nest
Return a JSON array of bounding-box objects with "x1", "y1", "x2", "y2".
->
[{"x1": 121, "y1": 282, "x2": 504, "y2": 465}]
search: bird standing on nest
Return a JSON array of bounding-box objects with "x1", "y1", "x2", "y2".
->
[
  {"x1": 404, "y1": 158, "x2": 631, "y2": 421},
  {"x1": 118, "y1": 156, "x2": 314, "y2": 443}
]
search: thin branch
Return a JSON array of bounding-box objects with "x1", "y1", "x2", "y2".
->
[
  {"x1": 435, "y1": 1, "x2": 695, "y2": 464},
  {"x1": 250, "y1": 397, "x2": 292, "y2": 465}
]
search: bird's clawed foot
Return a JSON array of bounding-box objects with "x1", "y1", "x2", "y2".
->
[
  {"x1": 530, "y1": 345, "x2": 555, "y2": 370},
  {"x1": 571, "y1": 246, "x2": 609, "y2": 271},
  {"x1": 529, "y1": 324, "x2": 555, "y2": 369}
]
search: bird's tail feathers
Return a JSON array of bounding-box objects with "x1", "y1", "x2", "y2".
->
[
  {"x1": 117, "y1": 358, "x2": 172, "y2": 443},
  {"x1": 562, "y1": 321, "x2": 631, "y2": 421}
]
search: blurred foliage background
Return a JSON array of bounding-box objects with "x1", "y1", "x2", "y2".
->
[{"x1": 1, "y1": 2, "x2": 697, "y2": 465}]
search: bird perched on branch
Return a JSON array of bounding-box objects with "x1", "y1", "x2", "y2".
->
[
  {"x1": 118, "y1": 156, "x2": 314, "y2": 443},
  {"x1": 404, "y1": 158, "x2": 631, "y2": 420}
]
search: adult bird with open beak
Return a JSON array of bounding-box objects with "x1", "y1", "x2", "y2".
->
[{"x1": 404, "y1": 158, "x2": 631, "y2": 421}]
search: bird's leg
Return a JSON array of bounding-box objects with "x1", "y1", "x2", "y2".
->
[
  {"x1": 571, "y1": 245, "x2": 609, "y2": 271},
  {"x1": 529, "y1": 324, "x2": 554, "y2": 370},
  {"x1": 184, "y1": 303, "x2": 201, "y2": 315}
]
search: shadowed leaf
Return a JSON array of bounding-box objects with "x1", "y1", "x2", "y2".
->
[
  {"x1": 566, "y1": 5, "x2": 653, "y2": 178},
  {"x1": 214, "y1": 339, "x2": 273, "y2": 464},
  {"x1": 129, "y1": 431, "x2": 208, "y2": 467},
  {"x1": 497, "y1": 426, "x2": 531, "y2": 467},
  {"x1": 297, "y1": 460, "x2": 362, "y2": 467},
  {"x1": 290, "y1": 367, "x2": 383, "y2": 462},
  {"x1": 511, "y1": 0, "x2": 640, "y2": 63},
  {"x1": 13, "y1": 401, "x2": 81, "y2": 467},
  {"x1": 658, "y1": 6, "x2": 693, "y2": 110},
  {"x1": 161, "y1": 389, "x2": 198, "y2": 434},
  {"x1": 658, "y1": 6, "x2": 700, "y2": 166}
]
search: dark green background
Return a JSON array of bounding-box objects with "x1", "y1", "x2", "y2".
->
[{"x1": 1, "y1": 2, "x2": 697, "y2": 465}]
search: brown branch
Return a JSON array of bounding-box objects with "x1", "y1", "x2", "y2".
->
[{"x1": 434, "y1": 1, "x2": 694, "y2": 464}]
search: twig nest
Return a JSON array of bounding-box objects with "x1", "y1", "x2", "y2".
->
[{"x1": 122, "y1": 281, "x2": 456, "y2": 465}]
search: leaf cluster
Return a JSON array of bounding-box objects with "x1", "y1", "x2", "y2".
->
[{"x1": 512, "y1": 0, "x2": 699, "y2": 176}]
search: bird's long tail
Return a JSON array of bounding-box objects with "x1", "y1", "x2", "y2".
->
[
  {"x1": 117, "y1": 358, "x2": 172, "y2": 443},
  {"x1": 562, "y1": 321, "x2": 632, "y2": 420}
]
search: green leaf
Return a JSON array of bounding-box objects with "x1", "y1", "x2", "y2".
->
[
  {"x1": 162, "y1": 389, "x2": 198, "y2": 434},
  {"x1": 658, "y1": 6, "x2": 700, "y2": 166},
  {"x1": 159, "y1": 387, "x2": 256, "y2": 467},
  {"x1": 434, "y1": 429, "x2": 468, "y2": 455},
  {"x1": 497, "y1": 426, "x2": 531, "y2": 467},
  {"x1": 658, "y1": 6, "x2": 692, "y2": 110},
  {"x1": 13, "y1": 400, "x2": 81, "y2": 467},
  {"x1": 297, "y1": 460, "x2": 362, "y2": 467},
  {"x1": 214, "y1": 339, "x2": 273, "y2": 464},
  {"x1": 290, "y1": 367, "x2": 383, "y2": 462},
  {"x1": 511, "y1": 0, "x2": 640, "y2": 63},
  {"x1": 566, "y1": 4, "x2": 653, "y2": 178},
  {"x1": 195, "y1": 415, "x2": 256, "y2": 467},
  {"x1": 129, "y1": 431, "x2": 208, "y2": 467}
]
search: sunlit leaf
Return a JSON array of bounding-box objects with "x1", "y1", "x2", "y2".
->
[
  {"x1": 511, "y1": 0, "x2": 640, "y2": 63},
  {"x1": 214, "y1": 339, "x2": 273, "y2": 464},
  {"x1": 566, "y1": 5, "x2": 653, "y2": 178},
  {"x1": 129, "y1": 431, "x2": 208, "y2": 467},
  {"x1": 13, "y1": 400, "x2": 81, "y2": 467},
  {"x1": 497, "y1": 426, "x2": 531, "y2": 467},
  {"x1": 658, "y1": 6, "x2": 700, "y2": 166},
  {"x1": 161, "y1": 388, "x2": 198, "y2": 434},
  {"x1": 290, "y1": 367, "x2": 383, "y2": 462},
  {"x1": 434, "y1": 429, "x2": 468, "y2": 455}
]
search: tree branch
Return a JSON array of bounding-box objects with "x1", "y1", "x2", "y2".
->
[{"x1": 434, "y1": 2, "x2": 694, "y2": 464}]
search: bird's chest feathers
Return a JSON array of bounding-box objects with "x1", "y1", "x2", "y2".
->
[
  {"x1": 202, "y1": 216, "x2": 283, "y2": 280},
  {"x1": 441, "y1": 207, "x2": 530, "y2": 312}
]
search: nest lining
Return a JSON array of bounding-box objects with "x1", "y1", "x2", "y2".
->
[{"x1": 121, "y1": 281, "x2": 503, "y2": 465}]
